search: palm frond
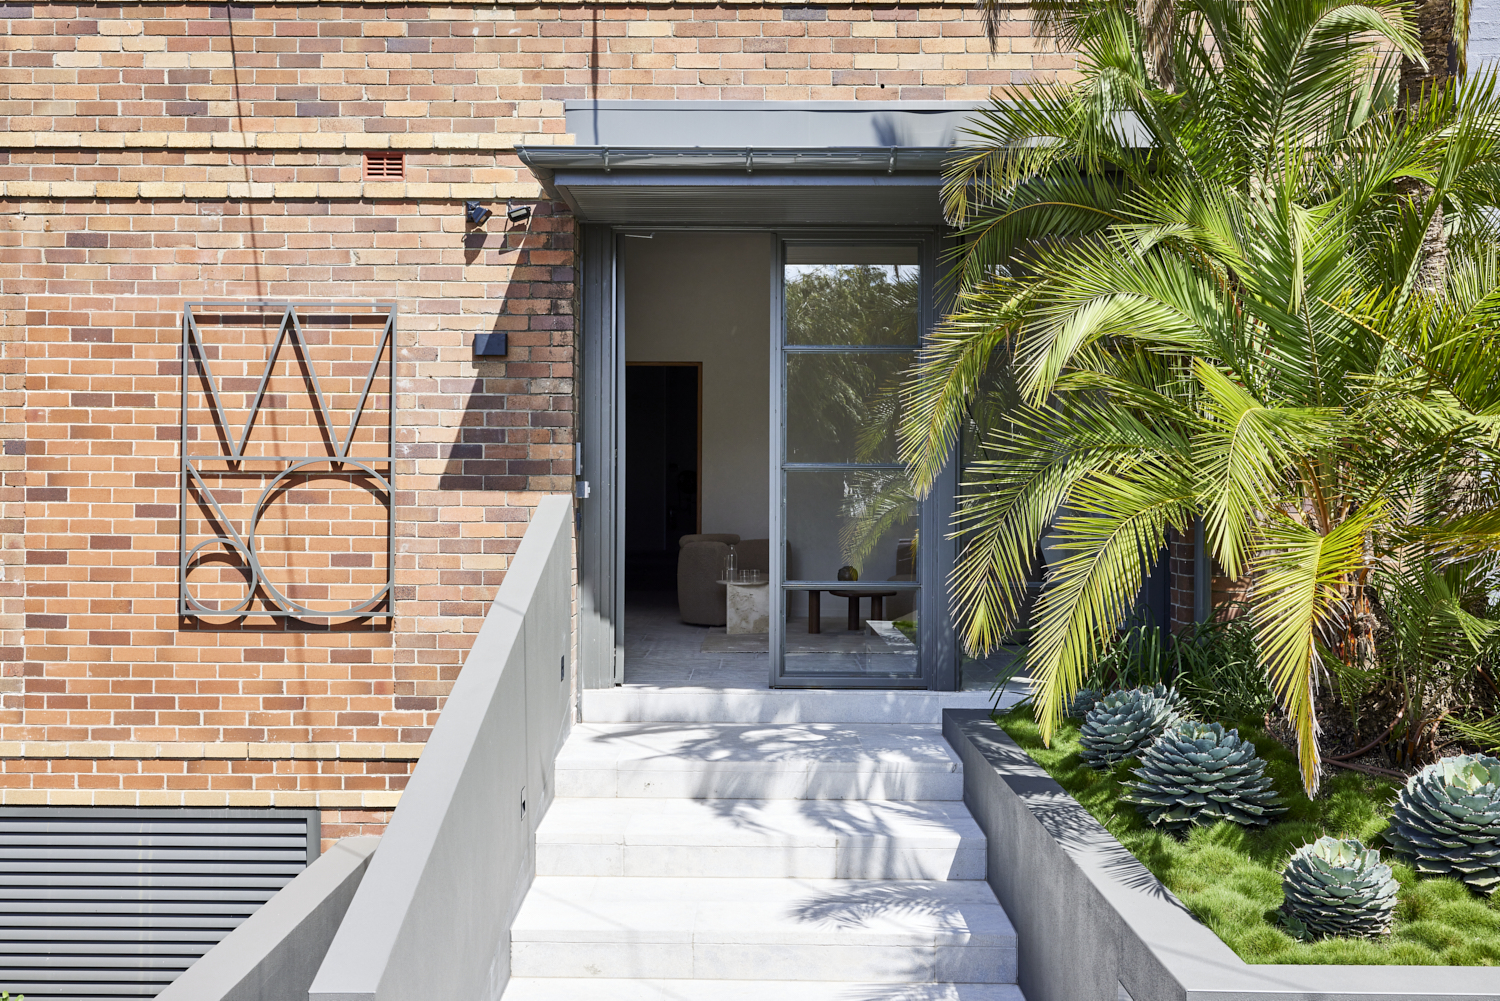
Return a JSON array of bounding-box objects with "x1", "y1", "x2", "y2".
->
[
  {"x1": 1193, "y1": 360, "x2": 1344, "y2": 577},
  {"x1": 1026, "y1": 463, "x2": 1195, "y2": 744},
  {"x1": 1251, "y1": 503, "x2": 1383, "y2": 795}
]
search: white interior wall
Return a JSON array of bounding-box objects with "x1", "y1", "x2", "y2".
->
[{"x1": 623, "y1": 232, "x2": 773, "y2": 543}]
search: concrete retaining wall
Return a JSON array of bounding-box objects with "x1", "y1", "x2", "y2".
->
[
  {"x1": 309, "y1": 496, "x2": 575, "y2": 1001},
  {"x1": 943, "y1": 709, "x2": 1500, "y2": 1001},
  {"x1": 154, "y1": 837, "x2": 378, "y2": 1001}
]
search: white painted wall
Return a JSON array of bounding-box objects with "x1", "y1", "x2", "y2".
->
[
  {"x1": 623, "y1": 232, "x2": 773, "y2": 543},
  {"x1": 1473, "y1": 0, "x2": 1500, "y2": 75}
]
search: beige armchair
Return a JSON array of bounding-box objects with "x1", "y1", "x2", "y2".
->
[{"x1": 677, "y1": 533, "x2": 740, "y2": 626}]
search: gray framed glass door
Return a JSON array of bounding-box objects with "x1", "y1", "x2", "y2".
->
[{"x1": 770, "y1": 238, "x2": 929, "y2": 688}]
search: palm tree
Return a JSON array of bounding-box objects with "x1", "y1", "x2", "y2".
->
[{"x1": 905, "y1": 0, "x2": 1500, "y2": 793}]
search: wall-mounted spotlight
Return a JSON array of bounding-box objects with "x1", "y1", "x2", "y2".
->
[
  {"x1": 465, "y1": 200, "x2": 493, "y2": 226},
  {"x1": 506, "y1": 201, "x2": 533, "y2": 224}
]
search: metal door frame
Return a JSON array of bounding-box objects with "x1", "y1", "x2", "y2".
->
[
  {"x1": 769, "y1": 229, "x2": 953, "y2": 689},
  {"x1": 576, "y1": 223, "x2": 957, "y2": 691}
]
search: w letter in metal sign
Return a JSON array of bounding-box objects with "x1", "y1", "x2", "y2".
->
[{"x1": 179, "y1": 302, "x2": 395, "y2": 621}]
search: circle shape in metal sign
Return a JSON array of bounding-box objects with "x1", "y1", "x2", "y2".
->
[
  {"x1": 247, "y1": 457, "x2": 393, "y2": 618},
  {"x1": 183, "y1": 536, "x2": 257, "y2": 616}
]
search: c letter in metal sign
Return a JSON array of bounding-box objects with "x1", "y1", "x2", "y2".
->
[{"x1": 178, "y1": 302, "x2": 396, "y2": 621}]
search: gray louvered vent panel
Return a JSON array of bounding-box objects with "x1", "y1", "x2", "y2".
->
[{"x1": 0, "y1": 809, "x2": 319, "y2": 1000}]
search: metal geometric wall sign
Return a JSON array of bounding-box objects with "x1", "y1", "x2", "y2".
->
[{"x1": 179, "y1": 302, "x2": 395, "y2": 620}]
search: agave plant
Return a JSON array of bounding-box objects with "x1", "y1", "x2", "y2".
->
[
  {"x1": 1385, "y1": 753, "x2": 1500, "y2": 895},
  {"x1": 1068, "y1": 687, "x2": 1102, "y2": 719},
  {"x1": 1123, "y1": 720, "x2": 1285, "y2": 833},
  {"x1": 900, "y1": 0, "x2": 1500, "y2": 797},
  {"x1": 1078, "y1": 685, "x2": 1183, "y2": 769},
  {"x1": 1281, "y1": 837, "x2": 1398, "y2": 940}
]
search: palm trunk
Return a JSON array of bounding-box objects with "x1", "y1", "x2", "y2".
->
[
  {"x1": 1140, "y1": 0, "x2": 1175, "y2": 92},
  {"x1": 1400, "y1": 0, "x2": 1457, "y2": 106},
  {"x1": 1400, "y1": 0, "x2": 1459, "y2": 294}
]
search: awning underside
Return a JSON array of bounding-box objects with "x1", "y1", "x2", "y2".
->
[{"x1": 520, "y1": 147, "x2": 951, "y2": 226}]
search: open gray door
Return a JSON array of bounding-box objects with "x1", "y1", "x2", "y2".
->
[{"x1": 578, "y1": 225, "x2": 624, "y2": 689}]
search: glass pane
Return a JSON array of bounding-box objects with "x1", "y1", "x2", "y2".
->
[
  {"x1": 781, "y1": 588, "x2": 920, "y2": 679},
  {"x1": 786, "y1": 352, "x2": 911, "y2": 464},
  {"x1": 785, "y1": 250, "x2": 919, "y2": 346},
  {"x1": 784, "y1": 469, "x2": 917, "y2": 584}
]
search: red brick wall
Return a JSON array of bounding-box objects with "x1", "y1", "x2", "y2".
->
[
  {"x1": 0, "y1": 193, "x2": 574, "y2": 831},
  {"x1": 0, "y1": 1, "x2": 1074, "y2": 834},
  {"x1": 0, "y1": 1, "x2": 1070, "y2": 138}
]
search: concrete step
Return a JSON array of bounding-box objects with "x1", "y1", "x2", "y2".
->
[
  {"x1": 536, "y1": 797, "x2": 986, "y2": 880},
  {"x1": 583, "y1": 687, "x2": 999, "y2": 725},
  {"x1": 554, "y1": 723, "x2": 964, "y2": 801},
  {"x1": 503, "y1": 979, "x2": 1026, "y2": 1000},
  {"x1": 509, "y1": 876, "x2": 1017, "y2": 984}
]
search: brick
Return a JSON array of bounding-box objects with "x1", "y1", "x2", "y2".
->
[{"x1": 0, "y1": 0, "x2": 1062, "y2": 840}]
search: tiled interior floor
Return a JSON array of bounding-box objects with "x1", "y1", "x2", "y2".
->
[
  {"x1": 623, "y1": 590, "x2": 1021, "y2": 693},
  {"x1": 623, "y1": 591, "x2": 770, "y2": 689}
]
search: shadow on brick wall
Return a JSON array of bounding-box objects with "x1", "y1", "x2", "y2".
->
[{"x1": 437, "y1": 202, "x2": 574, "y2": 496}]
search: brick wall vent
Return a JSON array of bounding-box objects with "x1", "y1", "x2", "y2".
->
[{"x1": 364, "y1": 151, "x2": 404, "y2": 180}]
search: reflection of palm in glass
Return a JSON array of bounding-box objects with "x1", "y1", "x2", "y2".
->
[
  {"x1": 838, "y1": 467, "x2": 916, "y2": 574},
  {"x1": 784, "y1": 264, "x2": 919, "y2": 578}
]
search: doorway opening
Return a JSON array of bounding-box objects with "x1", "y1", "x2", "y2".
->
[
  {"x1": 624, "y1": 363, "x2": 701, "y2": 591},
  {"x1": 601, "y1": 228, "x2": 964, "y2": 691},
  {"x1": 620, "y1": 232, "x2": 774, "y2": 685}
]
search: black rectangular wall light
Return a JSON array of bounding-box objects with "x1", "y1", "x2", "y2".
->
[{"x1": 473, "y1": 332, "x2": 507, "y2": 357}]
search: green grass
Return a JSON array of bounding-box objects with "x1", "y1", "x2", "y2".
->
[{"x1": 994, "y1": 705, "x2": 1500, "y2": 965}]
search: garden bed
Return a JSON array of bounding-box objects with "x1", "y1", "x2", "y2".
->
[
  {"x1": 991, "y1": 705, "x2": 1500, "y2": 965},
  {"x1": 945, "y1": 709, "x2": 1500, "y2": 1001}
]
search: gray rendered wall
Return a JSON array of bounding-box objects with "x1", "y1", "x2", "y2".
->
[
  {"x1": 155, "y1": 837, "x2": 378, "y2": 1001},
  {"x1": 563, "y1": 99, "x2": 985, "y2": 148},
  {"x1": 308, "y1": 496, "x2": 575, "y2": 1001},
  {"x1": 944, "y1": 709, "x2": 1500, "y2": 1001}
]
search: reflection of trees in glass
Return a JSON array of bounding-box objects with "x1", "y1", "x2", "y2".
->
[
  {"x1": 786, "y1": 355, "x2": 909, "y2": 463},
  {"x1": 784, "y1": 264, "x2": 920, "y2": 576},
  {"x1": 785, "y1": 264, "x2": 918, "y2": 345}
]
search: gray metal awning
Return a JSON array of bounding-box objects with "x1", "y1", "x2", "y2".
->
[
  {"x1": 519, "y1": 102, "x2": 985, "y2": 226},
  {"x1": 518, "y1": 147, "x2": 952, "y2": 225}
]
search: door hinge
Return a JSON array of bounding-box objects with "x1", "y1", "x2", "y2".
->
[{"x1": 575, "y1": 480, "x2": 591, "y2": 500}]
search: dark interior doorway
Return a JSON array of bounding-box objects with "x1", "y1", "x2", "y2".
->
[{"x1": 625, "y1": 363, "x2": 701, "y2": 590}]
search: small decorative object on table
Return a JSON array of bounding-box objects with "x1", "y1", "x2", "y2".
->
[
  {"x1": 1385, "y1": 753, "x2": 1500, "y2": 895},
  {"x1": 810, "y1": 565, "x2": 896, "y2": 634},
  {"x1": 1280, "y1": 837, "x2": 1397, "y2": 940},
  {"x1": 1078, "y1": 684, "x2": 1184, "y2": 769}
]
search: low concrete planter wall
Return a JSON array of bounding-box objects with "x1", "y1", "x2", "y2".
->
[{"x1": 943, "y1": 709, "x2": 1500, "y2": 1001}]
